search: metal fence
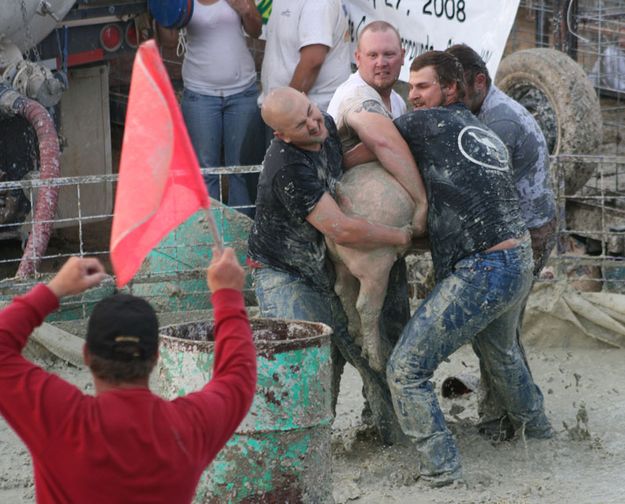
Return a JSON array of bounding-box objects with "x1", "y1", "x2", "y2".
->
[
  {"x1": 3, "y1": 1, "x2": 625, "y2": 317},
  {"x1": 0, "y1": 167, "x2": 260, "y2": 321},
  {"x1": 507, "y1": 0, "x2": 625, "y2": 157},
  {"x1": 3, "y1": 154, "x2": 625, "y2": 320}
]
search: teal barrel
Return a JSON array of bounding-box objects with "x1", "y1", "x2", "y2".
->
[
  {"x1": 158, "y1": 318, "x2": 333, "y2": 503},
  {"x1": 133, "y1": 200, "x2": 253, "y2": 314}
]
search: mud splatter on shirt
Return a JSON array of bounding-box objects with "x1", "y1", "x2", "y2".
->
[
  {"x1": 394, "y1": 103, "x2": 527, "y2": 281},
  {"x1": 248, "y1": 114, "x2": 343, "y2": 291},
  {"x1": 479, "y1": 85, "x2": 556, "y2": 229}
]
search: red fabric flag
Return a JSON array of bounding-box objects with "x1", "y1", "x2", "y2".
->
[{"x1": 110, "y1": 40, "x2": 209, "y2": 287}]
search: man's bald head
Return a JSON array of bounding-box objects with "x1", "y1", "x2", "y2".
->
[
  {"x1": 357, "y1": 21, "x2": 401, "y2": 50},
  {"x1": 261, "y1": 87, "x2": 328, "y2": 151},
  {"x1": 261, "y1": 87, "x2": 306, "y2": 133}
]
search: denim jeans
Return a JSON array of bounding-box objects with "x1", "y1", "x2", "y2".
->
[
  {"x1": 181, "y1": 82, "x2": 260, "y2": 216},
  {"x1": 254, "y1": 266, "x2": 406, "y2": 445},
  {"x1": 478, "y1": 217, "x2": 558, "y2": 427},
  {"x1": 387, "y1": 242, "x2": 551, "y2": 480}
]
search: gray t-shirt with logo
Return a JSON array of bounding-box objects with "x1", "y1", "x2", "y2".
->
[{"x1": 478, "y1": 85, "x2": 556, "y2": 229}]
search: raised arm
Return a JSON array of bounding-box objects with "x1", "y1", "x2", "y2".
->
[
  {"x1": 226, "y1": 0, "x2": 262, "y2": 38},
  {"x1": 345, "y1": 103, "x2": 428, "y2": 236},
  {"x1": 197, "y1": 248, "x2": 257, "y2": 457},
  {"x1": 307, "y1": 193, "x2": 411, "y2": 251},
  {"x1": 0, "y1": 257, "x2": 106, "y2": 455}
]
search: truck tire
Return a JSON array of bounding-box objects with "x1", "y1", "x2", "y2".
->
[{"x1": 495, "y1": 48, "x2": 603, "y2": 194}]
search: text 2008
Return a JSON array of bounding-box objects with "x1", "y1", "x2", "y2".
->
[{"x1": 422, "y1": 0, "x2": 466, "y2": 22}]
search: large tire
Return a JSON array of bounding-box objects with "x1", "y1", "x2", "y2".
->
[{"x1": 495, "y1": 48, "x2": 603, "y2": 194}]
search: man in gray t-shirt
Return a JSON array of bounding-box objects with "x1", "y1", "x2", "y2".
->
[
  {"x1": 446, "y1": 44, "x2": 557, "y2": 440},
  {"x1": 446, "y1": 44, "x2": 556, "y2": 274}
]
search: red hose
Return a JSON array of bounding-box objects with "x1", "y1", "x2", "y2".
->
[{"x1": 15, "y1": 98, "x2": 60, "y2": 278}]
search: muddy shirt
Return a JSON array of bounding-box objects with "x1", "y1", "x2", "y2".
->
[
  {"x1": 248, "y1": 114, "x2": 342, "y2": 291},
  {"x1": 395, "y1": 103, "x2": 527, "y2": 281},
  {"x1": 479, "y1": 85, "x2": 556, "y2": 229}
]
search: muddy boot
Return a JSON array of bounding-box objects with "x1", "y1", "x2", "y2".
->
[{"x1": 477, "y1": 415, "x2": 515, "y2": 442}]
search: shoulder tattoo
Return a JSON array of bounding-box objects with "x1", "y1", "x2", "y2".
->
[{"x1": 353, "y1": 99, "x2": 387, "y2": 116}]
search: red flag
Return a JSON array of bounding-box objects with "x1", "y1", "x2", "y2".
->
[{"x1": 110, "y1": 40, "x2": 209, "y2": 287}]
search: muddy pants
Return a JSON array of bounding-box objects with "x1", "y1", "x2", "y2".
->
[
  {"x1": 254, "y1": 266, "x2": 406, "y2": 445},
  {"x1": 478, "y1": 217, "x2": 557, "y2": 426},
  {"x1": 387, "y1": 242, "x2": 551, "y2": 481}
]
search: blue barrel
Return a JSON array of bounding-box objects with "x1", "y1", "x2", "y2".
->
[
  {"x1": 158, "y1": 318, "x2": 333, "y2": 503},
  {"x1": 148, "y1": 0, "x2": 193, "y2": 29}
]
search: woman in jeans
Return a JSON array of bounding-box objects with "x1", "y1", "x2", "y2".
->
[{"x1": 180, "y1": 0, "x2": 261, "y2": 216}]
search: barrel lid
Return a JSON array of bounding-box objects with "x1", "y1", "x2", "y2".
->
[{"x1": 148, "y1": 0, "x2": 194, "y2": 29}]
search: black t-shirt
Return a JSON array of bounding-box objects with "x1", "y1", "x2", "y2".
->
[
  {"x1": 248, "y1": 114, "x2": 343, "y2": 291},
  {"x1": 394, "y1": 103, "x2": 527, "y2": 281}
]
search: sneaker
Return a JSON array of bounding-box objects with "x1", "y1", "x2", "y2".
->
[{"x1": 421, "y1": 467, "x2": 463, "y2": 488}]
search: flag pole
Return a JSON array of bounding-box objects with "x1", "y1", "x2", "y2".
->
[{"x1": 205, "y1": 208, "x2": 223, "y2": 253}]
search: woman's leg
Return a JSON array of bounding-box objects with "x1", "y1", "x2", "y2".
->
[{"x1": 181, "y1": 88, "x2": 224, "y2": 200}]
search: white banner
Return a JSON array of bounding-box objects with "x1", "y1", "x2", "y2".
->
[{"x1": 342, "y1": 0, "x2": 520, "y2": 81}]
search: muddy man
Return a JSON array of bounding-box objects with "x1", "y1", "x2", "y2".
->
[
  {"x1": 248, "y1": 86, "x2": 412, "y2": 445},
  {"x1": 362, "y1": 51, "x2": 553, "y2": 487}
]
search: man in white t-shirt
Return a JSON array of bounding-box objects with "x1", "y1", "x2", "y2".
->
[
  {"x1": 259, "y1": 0, "x2": 351, "y2": 112},
  {"x1": 327, "y1": 21, "x2": 427, "y2": 230},
  {"x1": 327, "y1": 21, "x2": 428, "y2": 425}
]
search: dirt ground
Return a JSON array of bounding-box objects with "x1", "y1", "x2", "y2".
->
[{"x1": 1, "y1": 325, "x2": 624, "y2": 504}]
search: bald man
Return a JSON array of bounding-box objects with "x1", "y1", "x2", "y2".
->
[{"x1": 247, "y1": 87, "x2": 410, "y2": 444}]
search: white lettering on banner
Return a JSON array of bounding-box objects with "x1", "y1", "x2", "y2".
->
[{"x1": 342, "y1": 0, "x2": 520, "y2": 81}]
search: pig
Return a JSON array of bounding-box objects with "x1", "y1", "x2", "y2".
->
[{"x1": 326, "y1": 161, "x2": 416, "y2": 372}]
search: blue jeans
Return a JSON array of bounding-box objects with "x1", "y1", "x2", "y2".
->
[
  {"x1": 478, "y1": 218, "x2": 558, "y2": 426},
  {"x1": 387, "y1": 242, "x2": 551, "y2": 480},
  {"x1": 254, "y1": 266, "x2": 406, "y2": 445},
  {"x1": 181, "y1": 82, "x2": 260, "y2": 216}
]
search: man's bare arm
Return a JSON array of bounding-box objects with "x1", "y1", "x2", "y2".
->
[
  {"x1": 346, "y1": 104, "x2": 428, "y2": 236},
  {"x1": 343, "y1": 143, "x2": 376, "y2": 170},
  {"x1": 289, "y1": 44, "x2": 329, "y2": 94},
  {"x1": 306, "y1": 193, "x2": 411, "y2": 251}
]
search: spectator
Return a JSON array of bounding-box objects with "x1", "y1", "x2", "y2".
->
[
  {"x1": 259, "y1": 0, "x2": 351, "y2": 112},
  {"x1": 0, "y1": 250, "x2": 256, "y2": 503},
  {"x1": 161, "y1": 0, "x2": 263, "y2": 216},
  {"x1": 588, "y1": 28, "x2": 625, "y2": 92}
]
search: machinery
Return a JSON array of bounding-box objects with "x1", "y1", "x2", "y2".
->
[{"x1": 0, "y1": 1, "x2": 147, "y2": 276}]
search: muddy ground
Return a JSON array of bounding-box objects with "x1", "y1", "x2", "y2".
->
[{"x1": 1, "y1": 330, "x2": 623, "y2": 503}]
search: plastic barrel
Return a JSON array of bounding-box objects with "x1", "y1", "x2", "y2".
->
[
  {"x1": 158, "y1": 318, "x2": 333, "y2": 503},
  {"x1": 148, "y1": 0, "x2": 193, "y2": 29}
]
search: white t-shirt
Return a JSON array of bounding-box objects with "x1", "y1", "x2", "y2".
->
[
  {"x1": 182, "y1": 0, "x2": 256, "y2": 96},
  {"x1": 327, "y1": 71, "x2": 407, "y2": 150},
  {"x1": 259, "y1": 0, "x2": 351, "y2": 111}
]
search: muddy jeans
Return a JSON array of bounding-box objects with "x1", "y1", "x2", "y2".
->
[
  {"x1": 253, "y1": 266, "x2": 406, "y2": 445},
  {"x1": 387, "y1": 242, "x2": 551, "y2": 479},
  {"x1": 478, "y1": 217, "x2": 557, "y2": 425}
]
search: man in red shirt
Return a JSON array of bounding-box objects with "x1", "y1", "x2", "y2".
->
[{"x1": 0, "y1": 248, "x2": 257, "y2": 503}]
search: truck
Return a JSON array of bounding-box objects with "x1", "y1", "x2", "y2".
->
[{"x1": 0, "y1": 0, "x2": 148, "y2": 277}]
